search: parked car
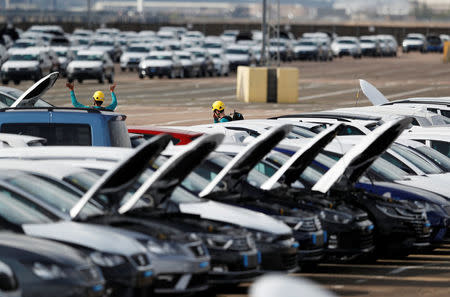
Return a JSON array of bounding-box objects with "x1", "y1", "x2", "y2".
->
[
  {"x1": 120, "y1": 43, "x2": 151, "y2": 72},
  {"x1": 402, "y1": 33, "x2": 427, "y2": 53},
  {"x1": 426, "y1": 35, "x2": 443, "y2": 53},
  {"x1": 186, "y1": 48, "x2": 215, "y2": 77},
  {"x1": 128, "y1": 125, "x2": 203, "y2": 146},
  {"x1": 66, "y1": 49, "x2": 114, "y2": 84},
  {"x1": 0, "y1": 232, "x2": 105, "y2": 297},
  {"x1": 292, "y1": 39, "x2": 322, "y2": 61},
  {"x1": 210, "y1": 51, "x2": 230, "y2": 76},
  {"x1": 331, "y1": 37, "x2": 362, "y2": 58},
  {"x1": 138, "y1": 51, "x2": 184, "y2": 79},
  {"x1": 174, "y1": 51, "x2": 201, "y2": 78},
  {"x1": 1, "y1": 48, "x2": 52, "y2": 84},
  {"x1": 225, "y1": 44, "x2": 256, "y2": 71},
  {"x1": 359, "y1": 36, "x2": 381, "y2": 57},
  {"x1": 88, "y1": 37, "x2": 122, "y2": 62}
]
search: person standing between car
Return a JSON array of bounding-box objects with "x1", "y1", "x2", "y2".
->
[
  {"x1": 66, "y1": 82, "x2": 118, "y2": 111},
  {"x1": 212, "y1": 100, "x2": 232, "y2": 123}
]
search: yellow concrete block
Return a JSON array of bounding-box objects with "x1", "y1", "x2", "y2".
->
[
  {"x1": 443, "y1": 41, "x2": 450, "y2": 63},
  {"x1": 236, "y1": 66, "x2": 268, "y2": 103},
  {"x1": 276, "y1": 67, "x2": 299, "y2": 103}
]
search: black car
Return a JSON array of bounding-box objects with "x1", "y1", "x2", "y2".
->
[{"x1": 0, "y1": 232, "x2": 105, "y2": 297}]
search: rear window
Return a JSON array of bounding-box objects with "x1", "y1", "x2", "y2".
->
[
  {"x1": 108, "y1": 120, "x2": 131, "y2": 148},
  {"x1": 1, "y1": 123, "x2": 92, "y2": 146}
]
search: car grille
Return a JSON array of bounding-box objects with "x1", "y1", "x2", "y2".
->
[
  {"x1": 78, "y1": 266, "x2": 103, "y2": 283},
  {"x1": 188, "y1": 243, "x2": 208, "y2": 258},
  {"x1": 410, "y1": 220, "x2": 430, "y2": 238},
  {"x1": 297, "y1": 217, "x2": 321, "y2": 232},
  {"x1": 131, "y1": 253, "x2": 151, "y2": 267},
  {"x1": 75, "y1": 67, "x2": 92, "y2": 71}
]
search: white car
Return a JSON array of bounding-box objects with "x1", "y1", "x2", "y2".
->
[
  {"x1": 181, "y1": 31, "x2": 205, "y2": 47},
  {"x1": 174, "y1": 51, "x2": 201, "y2": 78},
  {"x1": 50, "y1": 46, "x2": 76, "y2": 77},
  {"x1": 203, "y1": 39, "x2": 225, "y2": 55},
  {"x1": 210, "y1": 51, "x2": 230, "y2": 76},
  {"x1": 331, "y1": 37, "x2": 362, "y2": 58},
  {"x1": 138, "y1": 51, "x2": 183, "y2": 79},
  {"x1": 293, "y1": 39, "x2": 322, "y2": 61},
  {"x1": 402, "y1": 33, "x2": 427, "y2": 53},
  {"x1": 1, "y1": 48, "x2": 52, "y2": 85},
  {"x1": 0, "y1": 44, "x2": 8, "y2": 67},
  {"x1": 89, "y1": 37, "x2": 122, "y2": 62},
  {"x1": 8, "y1": 38, "x2": 45, "y2": 54},
  {"x1": 359, "y1": 36, "x2": 381, "y2": 57},
  {"x1": 66, "y1": 49, "x2": 114, "y2": 84},
  {"x1": 399, "y1": 126, "x2": 450, "y2": 157},
  {"x1": 156, "y1": 30, "x2": 178, "y2": 41},
  {"x1": 225, "y1": 44, "x2": 255, "y2": 71},
  {"x1": 220, "y1": 30, "x2": 239, "y2": 43},
  {"x1": 119, "y1": 44, "x2": 151, "y2": 72}
]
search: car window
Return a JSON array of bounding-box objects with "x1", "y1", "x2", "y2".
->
[
  {"x1": 415, "y1": 145, "x2": 450, "y2": 171},
  {"x1": 390, "y1": 144, "x2": 442, "y2": 174},
  {"x1": 380, "y1": 152, "x2": 415, "y2": 174},
  {"x1": 0, "y1": 187, "x2": 56, "y2": 225},
  {"x1": 6, "y1": 173, "x2": 102, "y2": 217},
  {"x1": 338, "y1": 125, "x2": 365, "y2": 136},
  {"x1": 108, "y1": 120, "x2": 132, "y2": 148},
  {"x1": 1, "y1": 124, "x2": 92, "y2": 146},
  {"x1": 431, "y1": 140, "x2": 450, "y2": 158}
]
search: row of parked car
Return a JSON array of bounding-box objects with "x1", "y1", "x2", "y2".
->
[
  {"x1": 1, "y1": 25, "x2": 440, "y2": 85},
  {"x1": 0, "y1": 73, "x2": 449, "y2": 296}
]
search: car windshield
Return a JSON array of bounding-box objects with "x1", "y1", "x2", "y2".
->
[
  {"x1": 6, "y1": 172, "x2": 102, "y2": 218},
  {"x1": 211, "y1": 54, "x2": 221, "y2": 58},
  {"x1": 338, "y1": 40, "x2": 356, "y2": 44},
  {"x1": 12, "y1": 42, "x2": 34, "y2": 48},
  {"x1": 204, "y1": 43, "x2": 221, "y2": 49},
  {"x1": 407, "y1": 37, "x2": 422, "y2": 40},
  {"x1": 390, "y1": 144, "x2": 443, "y2": 174},
  {"x1": 297, "y1": 41, "x2": 315, "y2": 46},
  {"x1": 415, "y1": 145, "x2": 450, "y2": 171},
  {"x1": 75, "y1": 54, "x2": 102, "y2": 61},
  {"x1": 270, "y1": 41, "x2": 284, "y2": 46},
  {"x1": 192, "y1": 52, "x2": 205, "y2": 58},
  {"x1": 178, "y1": 55, "x2": 191, "y2": 60},
  {"x1": 226, "y1": 49, "x2": 248, "y2": 55},
  {"x1": 55, "y1": 51, "x2": 67, "y2": 57},
  {"x1": 128, "y1": 47, "x2": 148, "y2": 53},
  {"x1": 92, "y1": 41, "x2": 114, "y2": 46},
  {"x1": 360, "y1": 39, "x2": 374, "y2": 43},
  {"x1": 147, "y1": 55, "x2": 172, "y2": 60},
  {"x1": 0, "y1": 188, "x2": 55, "y2": 225},
  {"x1": 9, "y1": 54, "x2": 38, "y2": 61}
]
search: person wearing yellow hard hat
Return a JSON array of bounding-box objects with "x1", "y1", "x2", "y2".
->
[
  {"x1": 212, "y1": 100, "x2": 232, "y2": 123},
  {"x1": 66, "y1": 82, "x2": 118, "y2": 111}
]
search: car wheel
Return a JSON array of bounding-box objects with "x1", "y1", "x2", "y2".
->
[
  {"x1": 1, "y1": 80, "x2": 8, "y2": 85},
  {"x1": 77, "y1": 78, "x2": 83, "y2": 83},
  {"x1": 178, "y1": 69, "x2": 184, "y2": 79},
  {"x1": 67, "y1": 77, "x2": 74, "y2": 83},
  {"x1": 121, "y1": 67, "x2": 126, "y2": 72},
  {"x1": 13, "y1": 80, "x2": 20, "y2": 85},
  {"x1": 129, "y1": 67, "x2": 134, "y2": 72},
  {"x1": 169, "y1": 69, "x2": 176, "y2": 79},
  {"x1": 98, "y1": 73, "x2": 105, "y2": 84},
  {"x1": 149, "y1": 74, "x2": 154, "y2": 79},
  {"x1": 34, "y1": 69, "x2": 42, "y2": 82},
  {"x1": 224, "y1": 71, "x2": 229, "y2": 77},
  {"x1": 139, "y1": 73, "x2": 144, "y2": 79}
]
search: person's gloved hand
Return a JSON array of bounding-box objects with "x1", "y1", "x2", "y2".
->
[
  {"x1": 110, "y1": 83, "x2": 117, "y2": 92},
  {"x1": 65, "y1": 82, "x2": 74, "y2": 91}
]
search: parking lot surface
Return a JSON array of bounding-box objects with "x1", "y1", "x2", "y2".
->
[{"x1": 7, "y1": 51, "x2": 450, "y2": 297}]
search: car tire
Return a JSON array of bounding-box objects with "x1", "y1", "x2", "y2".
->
[
  {"x1": 68, "y1": 77, "x2": 74, "y2": 83},
  {"x1": 98, "y1": 73, "x2": 105, "y2": 84},
  {"x1": 121, "y1": 67, "x2": 126, "y2": 72},
  {"x1": 77, "y1": 78, "x2": 83, "y2": 83},
  {"x1": 1, "y1": 80, "x2": 8, "y2": 85},
  {"x1": 169, "y1": 69, "x2": 176, "y2": 79},
  {"x1": 34, "y1": 69, "x2": 42, "y2": 82},
  {"x1": 13, "y1": 80, "x2": 20, "y2": 85},
  {"x1": 139, "y1": 73, "x2": 144, "y2": 79},
  {"x1": 149, "y1": 74, "x2": 154, "y2": 79},
  {"x1": 108, "y1": 72, "x2": 114, "y2": 84},
  {"x1": 178, "y1": 69, "x2": 184, "y2": 79}
]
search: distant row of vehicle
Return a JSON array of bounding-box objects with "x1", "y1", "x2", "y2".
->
[{"x1": 402, "y1": 33, "x2": 449, "y2": 53}]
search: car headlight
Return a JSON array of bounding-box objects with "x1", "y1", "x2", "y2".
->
[
  {"x1": 90, "y1": 252, "x2": 126, "y2": 267},
  {"x1": 274, "y1": 215, "x2": 304, "y2": 231},
  {"x1": 147, "y1": 240, "x2": 178, "y2": 255},
  {"x1": 67, "y1": 65, "x2": 74, "y2": 72},
  {"x1": 32, "y1": 262, "x2": 67, "y2": 280},
  {"x1": 1, "y1": 66, "x2": 8, "y2": 72},
  {"x1": 319, "y1": 210, "x2": 351, "y2": 224},
  {"x1": 254, "y1": 231, "x2": 276, "y2": 243},
  {"x1": 204, "y1": 234, "x2": 233, "y2": 250}
]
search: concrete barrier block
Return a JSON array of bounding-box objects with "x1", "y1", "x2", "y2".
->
[
  {"x1": 276, "y1": 67, "x2": 299, "y2": 104},
  {"x1": 236, "y1": 66, "x2": 268, "y2": 103}
]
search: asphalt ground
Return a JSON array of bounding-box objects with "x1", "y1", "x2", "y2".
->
[{"x1": 4, "y1": 51, "x2": 450, "y2": 296}]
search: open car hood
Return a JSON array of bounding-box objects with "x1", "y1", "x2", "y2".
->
[
  {"x1": 119, "y1": 133, "x2": 224, "y2": 214},
  {"x1": 360, "y1": 79, "x2": 389, "y2": 106},
  {"x1": 70, "y1": 134, "x2": 172, "y2": 220},
  {"x1": 11, "y1": 72, "x2": 59, "y2": 108},
  {"x1": 312, "y1": 117, "x2": 412, "y2": 193},
  {"x1": 199, "y1": 124, "x2": 292, "y2": 198},
  {"x1": 261, "y1": 124, "x2": 342, "y2": 190}
]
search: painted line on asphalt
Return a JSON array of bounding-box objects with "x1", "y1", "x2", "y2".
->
[{"x1": 299, "y1": 88, "x2": 359, "y2": 101}]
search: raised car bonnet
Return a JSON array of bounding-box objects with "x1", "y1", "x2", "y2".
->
[
  {"x1": 312, "y1": 118, "x2": 412, "y2": 193},
  {"x1": 199, "y1": 124, "x2": 292, "y2": 198},
  {"x1": 70, "y1": 134, "x2": 172, "y2": 220},
  {"x1": 261, "y1": 124, "x2": 342, "y2": 190},
  {"x1": 11, "y1": 72, "x2": 59, "y2": 108},
  {"x1": 119, "y1": 133, "x2": 224, "y2": 214},
  {"x1": 359, "y1": 79, "x2": 389, "y2": 106}
]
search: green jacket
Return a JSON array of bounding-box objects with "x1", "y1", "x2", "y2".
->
[{"x1": 70, "y1": 90, "x2": 117, "y2": 111}]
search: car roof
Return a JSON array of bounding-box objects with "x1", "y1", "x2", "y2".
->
[
  {"x1": 76, "y1": 49, "x2": 105, "y2": 55},
  {"x1": 149, "y1": 51, "x2": 172, "y2": 56}
]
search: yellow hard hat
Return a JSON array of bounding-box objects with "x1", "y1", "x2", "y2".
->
[
  {"x1": 212, "y1": 100, "x2": 225, "y2": 111},
  {"x1": 93, "y1": 91, "x2": 105, "y2": 102}
]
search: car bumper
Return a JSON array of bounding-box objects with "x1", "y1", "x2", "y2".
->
[
  {"x1": 101, "y1": 264, "x2": 154, "y2": 289},
  {"x1": 257, "y1": 242, "x2": 299, "y2": 272},
  {"x1": 295, "y1": 230, "x2": 326, "y2": 262},
  {"x1": 121, "y1": 61, "x2": 140, "y2": 68},
  {"x1": 1, "y1": 69, "x2": 39, "y2": 80},
  {"x1": 68, "y1": 69, "x2": 103, "y2": 79},
  {"x1": 208, "y1": 250, "x2": 261, "y2": 284},
  {"x1": 295, "y1": 51, "x2": 318, "y2": 59},
  {"x1": 403, "y1": 45, "x2": 423, "y2": 51},
  {"x1": 140, "y1": 67, "x2": 170, "y2": 76},
  {"x1": 153, "y1": 273, "x2": 209, "y2": 294}
]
